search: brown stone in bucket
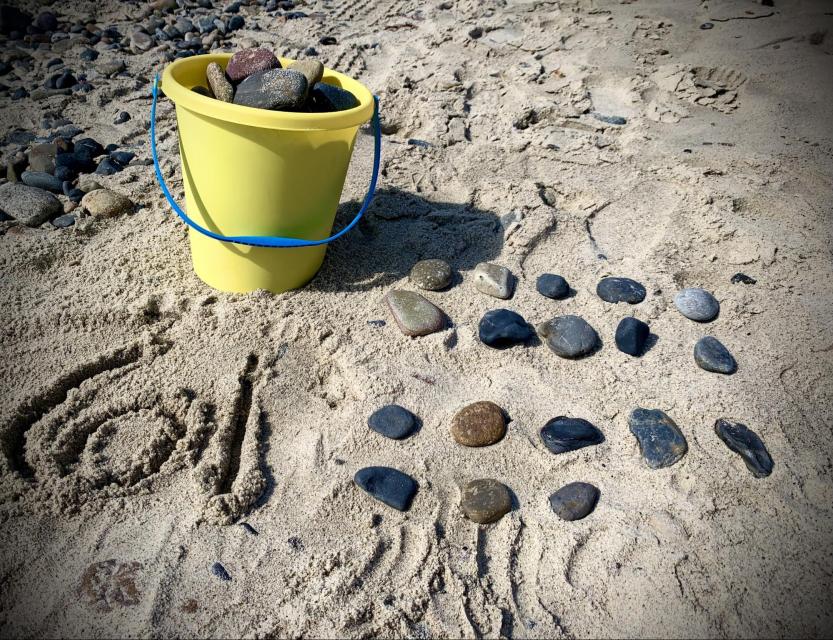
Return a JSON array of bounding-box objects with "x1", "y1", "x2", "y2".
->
[
  {"x1": 225, "y1": 48, "x2": 280, "y2": 84},
  {"x1": 206, "y1": 62, "x2": 233, "y2": 102}
]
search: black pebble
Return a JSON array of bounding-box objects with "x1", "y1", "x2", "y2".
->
[
  {"x1": 629, "y1": 408, "x2": 688, "y2": 469},
  {"x1": 615, "y1": 317, "x2": 649, "y2": 356},
  {"x1": 114, "y1": 111, "x2": 131, "y2": 124},
  {"x1": 52, "y1": 213, "x2": 76, "y2": 228},
  {"x1": 319, "y1": 35, "x2": 337, "y2": 45},
  {"x1": 228, "y1": 15, "x2": 245, "y2": 30},
  {"x1": 731, "y1": 272, "x2": 756, "y2": 285},
  {"x1": 367, "y1": 404, "x2": 418, "y2": 440},
  {"x1": 54, "y1": 165, "x2": 76, "y2": 181},
  {"x1": 367, "y1": 319, "x2": 386, "y2": 327},
  {"x1": 308, "y1": 82, "x2": 359, "y2": 112},
  {"x1": 95, "y1": 158, "x2": 123, "y2": 175},
  {"x1": 540, "y1": 417, "x2": 604, "y2": 454},
  {"x1": 478, "y1": 308, "x2": 533, "y2": 349},
  {"x1": 211, "y1": 562, "x2": 231, "y2": 581},
  {"x1": 56, "y1": 150, "x2": 95, "y2": 173},
  {"x1": 536, "y1": 273, "x2": 569, "y2": 299},
  {"x1": 694, "y1": 336, "x2": 736, "y2": 374},
  {"x1": 55, "y1": 71, "x2": 76, "y2": 89},
  {"x1": 75, "y1": 138, "x2": 104, "y2": 158},
  {"x1": 80, "y1": 48, "x2": 99, "y2": 61},
  {"x1": 240, "y1": 522, "x2": 259, "y2": 535},
  {"x1": 715, "y1": 419, "x2": 773, "y2": 478},
  {"x1": 354, "y1": 466, "x2": 418, "y2": 511},
  {"x1": 700, "y1": 22, "x2": 714, "y2": 30},
  {"x1": 549, "y1": 482, "x2": 600, "y2": 521},
  {"x1": 596, "y1": 277, "x2": 646, "y2": 304},
  {"x1": 110, "y1": 150, "x2": 135, "y2": 165}
]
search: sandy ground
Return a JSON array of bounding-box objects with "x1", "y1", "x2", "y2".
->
[{"x1": 1, "y1": 0, "x2": 833, "y2": 637}]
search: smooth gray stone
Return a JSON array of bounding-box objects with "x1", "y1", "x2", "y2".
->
[
  {"x1": 714, "y1": 419, "x2": 773, "y2": 478},
  {"x1": 233, "y1": 69, "x2": 307, "y2": 110},
  {"x1": 21, "y1": 170, "x2": 63, "y2": 193},
  {"x1": 0, "y1": 182, "x2": 61, "y2": 226},
  {"x1": 409, "y1": 259, "x2": 452, "y2": 291},
  {"x1": 385, "y1": 289, "x2": 445, "y2": 336},
  {"x1": 537, "y1": 315, "x2": 599, "y2": 358},
  {"x1": 540, "y1": 417, "x2": 604, "y2": 454},
  {"x1": 461, "y1": 478, "x2": 512, "y2": 524},
  {"x1": 473, "y1": 262, "x2": 513, "y2": 299},
  {"x1": 596, "y1": 277, "x2": 646, "y2": 304},
  {"x1": 694, "y1": 336, "x2": 736, "y2": 374},
  {"x1": 536, "y1": 273, "x2": 569, "y2": 299},
  {"x1": 52, "y1": 213, "x2": 76, "y2": 228},
  {"x1": 308, "y1": 82, "x2": 359, "y2": 112},
  {"x1": 629, "y1": 408, "x2": 688, "y2": 469},
  {"x1": 675, "y1": 287, "x2": 719, "y2": 322},
  {"x1": 549, "y1": 482, "x2": 600, "y2": 521},
  {"x1": 368, "y1": 404, "x2": 417, "y2": 440},
  {"x1": 354, "y1": 466, "x2": 418, "y2": 511}
]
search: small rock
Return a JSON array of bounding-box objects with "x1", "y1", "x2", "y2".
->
[
  {"x1": 35, "y1": 11, "x2": 58, "y2": 32},
  {"x1": 409, "y1": 258, "x2": 452, "y2": 291},
  {"x1": 674, "y1": 287, "x2": 719, "y2": 322},
  {"x1": 226, "y1": 47, "x2": 281, "y2": 84},
  {"x1": 21, "y1": 170, "x2": 63, "y2": 193},
  {"x1": 319, "y1": 35, "x2": 337, "y2": 45},
  {"x1": 700, "y1": 22, "x2": 714, "y2": 30},
  {"x1": 77, "y1": 176, "x2": 103, "y2": 193},
  {"x1": 211, "y1": 562, "x2": 231, "y2": 581},
  {"x1": 233, "y1": 68, "x2": 307, "y2": 110},
  {"x1": 56, "y1": 150, "x2": 95, "y2": 173},
  {"x1": 240, "y1": 522, "x2": 258, "y2": 535},
  {"x1": 536, "y1": 273, "x2": 569, "y2": 299},
  {"x1": 130, "y1": 30, "x2": 154, "y2": 53},
  {"x1": 714, "y1": 419, "x2": 773, "y2": 478},
  {"x1": 472, "y1": 262, "x2": 514, "y2": 299},
  {"x1": 540, "y1": 417, "x2": 604, "y2": 454},
  {"x1": 75, "y1": 138, "x2": 105, "y2": 158},
  {"x1": 52, "y1": 213, "x2": 76, "y2": 228},
  {"x1": 287, "y1": 59, "x2": 323, "y2": 95},
  {"x1": 81, "y1": 188, "x2": 133, "y2": 218},
  {"x1": 731, "y1": 272, "x2": 756, "y2": 285},
  {"x1": 308, "y1": 82, "x2": 360, "y2": 112},
  {"x1": 80, "y1": 48, "x2": 98, "y2": 61},
  {"x1": 192, "y1": 85, "x2": 212, "y2": 97},
  {"x1": 451, "y1": 401, "x2": 506, "y2": 447},
  {"x1": 95, "y1": 158, "x2": 123, "y2": 175},
  {"x1": 478, "y1": 309, "x2": 533, "y2": 349},
  {"x1": 114, "y1": 111, "x2": 131, "y2": 124},
  {"x1": 591, "y1": 112, "x2": 626, "y2": 125},
  {"x1": 694, "y1": 336, "x2": 736, "y2": 374},
  {"x1": 596, "y1": 277, "x2": 646, "y2": 304},
  {"x1": 110, "y1": 151, "x2": 135, "y2": 165},
  {"x1": 0, "y1": 182, "x2": 62, "y2": 226},
  {"x1": 615, "y1": 317, "x2": 649, "y2": 356},
  {"x1": 629, "y1": 408, "x2": 688, "y2": 469},
  {"x1": 97, "y1": 59, "x2": 126, "y2": 76},
  {"x1": 206, "y1": 62, "x2": 233, "y2": 102},
  {"x1": 460, "y1": 479, "x2": 512, "y2": 524},
  {"x1": 385, "y1": 290, "x2": 445, "y2": 337},
  {"x1": 549, "y1": 482, "x2": 600, "y2": 521},
  {"x1": 354, "y1": 466, "x2": 418, "y2": 511},
  {"x1": 55, "y1": 71, "x2": 77, "y2": 90},
  {"x1": 368, "y1": 405, "x2": 418, "y2": 440},
  {"x1": 537, "y1": 315, "x2": 599, "y2": 358},
  {"x1": 27, "y1": 142, "x2": 57, "y2": 173}
]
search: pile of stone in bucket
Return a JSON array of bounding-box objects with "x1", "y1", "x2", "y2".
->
[{"x1": 196, "y1": 47, "x2": 358, "y2": 113}]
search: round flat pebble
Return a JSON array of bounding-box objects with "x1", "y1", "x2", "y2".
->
[
  {"x1": 694, "y1": 336, "x2": 736, "y2": 374},
  {"x1": 629, "y1": 408, "x2": 688, "y2": 469},
  {"x1": 451, "y1": 401, "x2": 506, "y2": 447},
  {"x1": 549, "y1": 482, "x2": 600, "y2": 521},
  {"x1": 615, "y1": 317, "x2": 649, "y2": 356},
  {"x1": 536, "y1": 273, "x2": 569, "y2": 299},
  {"x1": 540, "y1": 417, "x2": 604, "y2": 454},
  {"x1": 596, "y1": 277, "x2": 646, "y2": 304},
  {"x1": 385, "y1": 289, "x2": 445, "y2": 337},
  {"x1": 537, "y1": 315, "x2": 599, "y2": 358},
  {"x1": 674, "y1": 287, "x2": 719, "y2": 322},
  {"x1": 225, "y1": 47, "x2": 280, "y2": 84},
  {"x1": 409, "y1": 259, "x2": 452, "y2": 291},
  {"x1": 478, "y1": 309, "x2": 533, "y2": 349},
  {"x1": 368, "y1": 404, "x2": 417, "y2": 440},
  {"x1": 714, "y1": 419, "x2": 773, "y2": 478},
  {"x1": 461, "y1": 479, "x2": 512, "y2": 524},
  {"x1": 354, "y1": 466, "x2": 418, "y2": 511}
]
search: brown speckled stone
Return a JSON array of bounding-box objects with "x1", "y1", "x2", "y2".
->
[
  {"x1": 225, "y1": 48, "x2": 280, "y2": 84},
  {"x1": 461, "y1": 479, "x2": 512, "y2": 524},
  {"x1": 206, "y1": 62, "x2": 233, "y2": 102},
  {"x1": 451, "y1": 401, "x2": 506, "y2": 447},
  {"x1": 409, "y1": 259, "x2": 452, "y2": 291}
]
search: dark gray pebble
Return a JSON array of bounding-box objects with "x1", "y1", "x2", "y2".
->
[
  {"x1": 549, "y1": 482, "x2": 600, "y2": 521},
  {"x1": 540, "y1": 417, "x2": 604, "y2": 454},
  {"x1": 354, "y1": 466, "x2": 418, "y2": 511},
  {"x1": 56, "y1": 150, "x2": 94, "y2": 173},
  {"x1": 80, "y1": 48, "x2": 99, "y2": 61},
  {"x1": 309, "y1": 82, "x2": 359, "y2": 112},
  {"x1": 537, "y1": 315, "x2": 599, "y2": 358},
  {"x1": 95, "y1": 158, "x2": 123, "y2": 175},
  {"x1": 319, "y1": 35, "x2": 337, "y2": 45},
  {"x1": 114, "y1": 111, "x2": 131, "y2": 124},
  {"x1": 629, "y1": 408, "x2": 688, "y2": 469},
  {"x1": 714, "y1": 419, "x2": 773, "y2": 478},
  {"x1": 211, "y1": 562, "x2": 231, "y2": 581},
  {"x1": 731, "y1": 273, "x2": 756, "y2": 285},
  {"x1": 21, "y1": 171, "x2": 63, "y2": 193},
  {"x1": 536, "y1": 273, "x2": 569, "y2": 299},
  {"x1": 596, "y1": 277, "x2": 646, "y2": 304},
  {"x1": 694, "y1": 336, "x2": 736, "y2": 374},
  {"x1": 110, "y1": 150, "x2": 135, "y2": 165},
  {"x1": 54, "y1": 165, "x2": 76, "y2": 182},
  {"x1": 75, "y1": 138, "x2": 104, "y2": 158},
  {"x1": 367, "y1": 319, "x2": 386, "y2": 327},
  {"x1": 52, "y1": 213, "x2": 76, "y2": 228},
  {"x1": 615, "y1": 317, "x2": 649, "y2": 356},
  {"x1": 240, "y1": 522, "x2": 259, "y2": 535},
  {"x1": 368, "y1": 404, "x2": 418, "y2": 440},
  {"x1": 234, "y1": 69, "x2": 307, "y2": 110},
  {"x1": 479, "y1": 309, "x2": 533, "y2": 349},
  {"x1": 701, "y1": 22, "x2": 714, "y2": 29},
  {"x1": 592, "y1": 112, "x2": 627, "y2": 125}
]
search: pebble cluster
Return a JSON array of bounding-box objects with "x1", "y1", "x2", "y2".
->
[{"x1": 355, "y1": 259, "x2": 773, "y2": 523}]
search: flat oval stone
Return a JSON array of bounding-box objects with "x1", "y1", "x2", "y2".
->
[
  {"x1": 674, "y1": 287, "x2": 719, "y2": 322},
  {"x1": 21, "y1": 170, "x2": 62, "y2": 193},
  {"x1": 0, "y1": 182, "x2": 62, "y2": 226},
  {"x1": 385, "y1": 289, "x2": 445, "y2": 337},
  {"x1": 478, "y1": 309, "x2": 533, "y2": 349},
  {"x1": 233, "y1": 69, "x2": 307, "y2": 110},
  {"x1": 368, "y1": 404, "x2": 417, "y2": 440},
  {"x1": 615, "y1": 317, "x2": 649, "y2": 356},
  {"x1": 287, "y1": 59, "x2": 324, "y2": 93},
  {"x1": 714, "y1": 419, "x2": 773, "y2": 478},
  {"x1": 308, "y1": 82, "x2": 360, "y2": 112},
  {"x1": 354, "y1": 466, "x2": 418, "y2": 511},
  {"x1": 473, "y1": 262, "x2": 514, "y2": 299},
  {"x1": 409, "y1": 259, "x2": 452, "y2": 291},
  {"x1": 451, "y1": 401, "x2": 506, "y2": 447},
  {"x1": 211, "y1": 562, "x2": 231, "y2": 581},
  {"x1": 225, "y1": 47, "x2": 280, "y2": 84},
  {"x1": 537, "y1": 315, "x2": 599, "y2": 358},
  {"x1": 629, "y1": 408, "x2": 688, "y2": 469},
  {"x1": 536, "y1": 273, "x2": 569, "y2": 299},
  {"x1": 81, "y1": 188, "x2": 133, "y2": 218},
  {"x1": 549, "y1": 482, "x2": 600, "y2": 521},
  {"x1": 206, "y1": 61, "x2": 233, "y2": 102},
  {"x1": 596, "y1": 277, "x2": 646, "y2": 304},
  {"x1": 694, "y1": 336, "x2": 736, "y2": 374},
  {"x1": 461, "y1": 479, "x2": 512, "y2": 524},
  {"x1": 540, "y1": 417, "x2": 604, "y2": 454}
]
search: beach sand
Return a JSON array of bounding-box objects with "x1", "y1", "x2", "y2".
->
[{"x1": 1, "y1": 0, "x2": 832, "y2": 637}]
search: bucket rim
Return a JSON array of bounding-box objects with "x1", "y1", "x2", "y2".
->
[{"x1": 160, "y1": 53, "x2": 374, "y2": 132}]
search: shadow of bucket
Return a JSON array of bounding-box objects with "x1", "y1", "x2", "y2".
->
[{"x1": 154, "y1": 53, "x2": 378, "y2": 293}]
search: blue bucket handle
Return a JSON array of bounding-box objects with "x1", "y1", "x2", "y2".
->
[{"x1": 150, "y1": 73, "x2": 381, "y2": 248}]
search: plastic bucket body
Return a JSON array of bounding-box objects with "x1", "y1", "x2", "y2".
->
[{"x1": 160, "y1": 54, "x2": 375, "y2": 293}]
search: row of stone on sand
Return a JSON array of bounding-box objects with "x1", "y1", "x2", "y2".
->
[{"x1": 353, "y1": 401, "x2": 773, "y2": 523}]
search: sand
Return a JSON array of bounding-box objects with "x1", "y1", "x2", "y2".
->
[{"x1": 1, "y1": 0, "x2": 833, "y2": 637}]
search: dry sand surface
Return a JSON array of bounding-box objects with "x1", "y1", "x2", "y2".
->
[{"x1": 2, "y1": 0, "x2": 833, "y2": 637}]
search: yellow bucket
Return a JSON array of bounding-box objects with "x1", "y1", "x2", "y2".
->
[{"x1": 152, "y1": 53, "x2": 379, "y2": 293}]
